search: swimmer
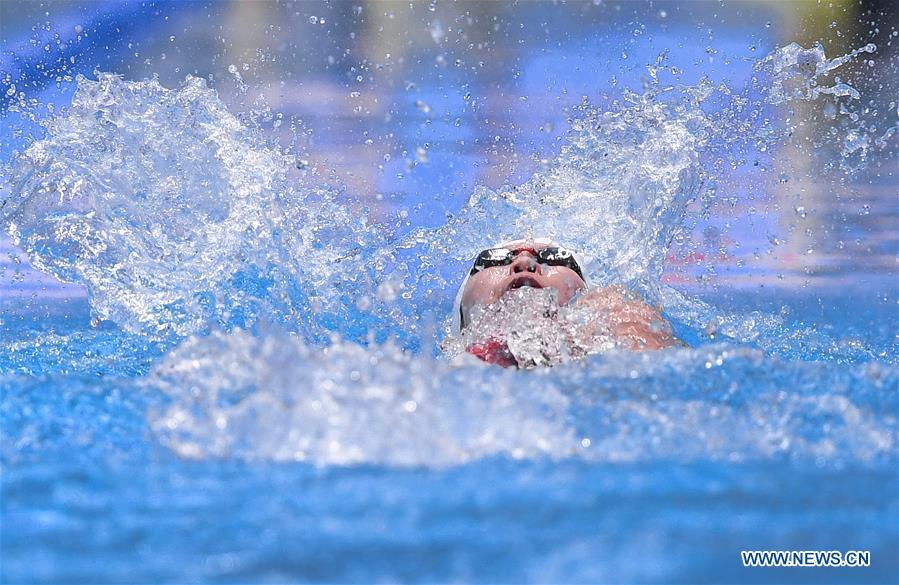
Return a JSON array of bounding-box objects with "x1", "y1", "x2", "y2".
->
[{"x1": 452, "y1": 239, "x2": 680, "y2": 367}]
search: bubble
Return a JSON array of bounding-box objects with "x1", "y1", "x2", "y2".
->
[{"x1": 414, "y1": 99, "x2": 431, "y2": 114}]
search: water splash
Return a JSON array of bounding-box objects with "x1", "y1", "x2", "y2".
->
[
  {"x1": 146, "y1": 329, "x2": 896, "y2": 467},
  {"x1": 2, "y1": 44, "x2": 894, "y2": 468},
  {"x1": 147, "y1": 329, "x2": 576, "y2": 466},
  {"x1": 1, "y1": 73, "x2": 389, "y2": 340},
  {"x1": 2, "y1": 42, "x2": 887, "y2": 345},
  {"x1": 403, "y1": 86, "x2": 710, "y2": 301},
  {"x1": 408, "y1": 41, "x2": 890, "y2": 305},
  {"x1": 753, "y1": 41, "x2": 895, "y2": 169},
  {"x1": 755, "y1": 42, "x2": 876, "y2": 104},
  {"x1": 442, "y1": 287, "x2": 676, "y2": 368}
]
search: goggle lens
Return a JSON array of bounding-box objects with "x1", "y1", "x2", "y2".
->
[{"x1": 469, "y1": 246, "x2": 584, "y2": 280}]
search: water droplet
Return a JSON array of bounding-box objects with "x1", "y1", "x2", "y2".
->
[{"x1": 429, "y1": 19, "x2": 444, "y2": 44}]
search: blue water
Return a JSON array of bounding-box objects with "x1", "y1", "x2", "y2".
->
[{"x1": 2, "y1": 2, "x2": 898, "y2": 583}]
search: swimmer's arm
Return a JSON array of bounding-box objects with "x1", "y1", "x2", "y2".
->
[{"x1": 573, "y1": 286, "x2": 681, "y2": 350}]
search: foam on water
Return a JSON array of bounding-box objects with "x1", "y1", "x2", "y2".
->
[
  {"x1": 2, "y1": 44, "x2": 895, "y2": 467},
  {"x1": 147, "y1": 329, "x2": 576, "y2": 466},
  {"x1": 146, "y1": 329, "x2": 895, "y2": 467}
]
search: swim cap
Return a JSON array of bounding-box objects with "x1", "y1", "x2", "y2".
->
[{"x1": 451, "y1": 238, "x2": 591, "y2": 333}]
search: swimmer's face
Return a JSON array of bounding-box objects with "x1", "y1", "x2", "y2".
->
[{"x1": 460, "y1": 240, "x2": 587, "y2": 328}]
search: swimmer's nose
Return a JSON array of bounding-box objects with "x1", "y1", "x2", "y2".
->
[{"x1": 510, "y1": 252, "x2": 538, "y2": 273}]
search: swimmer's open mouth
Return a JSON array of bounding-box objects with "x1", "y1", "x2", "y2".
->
[{"x1": 505, "y1": 276, "x2": 543, "y2": 292}]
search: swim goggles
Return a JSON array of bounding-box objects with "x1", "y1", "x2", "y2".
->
[{"x1": 469, "y1": 246, "x2": 585, "y2": 280}]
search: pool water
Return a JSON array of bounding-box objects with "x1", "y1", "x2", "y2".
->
[{"x1": 1, "y1": 2, "x2": 897, "y2": 583}]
